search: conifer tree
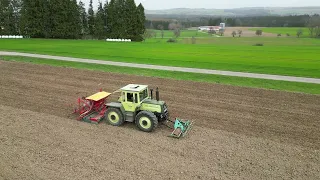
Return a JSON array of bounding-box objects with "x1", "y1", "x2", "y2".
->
[
  {"x1": 136, "y1": 3, "x2": 146, "y2": 41},
  {"x1": 78, "y1": 1, "x2": 88, "y2": 37},
  {"x1": 88, "y1": 0, "x2": 95, "y2": 37},
  {"x1": 95, "y1": 1, "x2": 105, "y2": 39}
]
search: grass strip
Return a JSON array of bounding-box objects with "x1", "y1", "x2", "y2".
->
[{"x1": 1, "y1": 56, "x2": 319, "y2": 95}]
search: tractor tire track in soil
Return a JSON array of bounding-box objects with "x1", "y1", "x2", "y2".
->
[{"x1": 0, "y1": 61, "x2": 319, "y2": 180}]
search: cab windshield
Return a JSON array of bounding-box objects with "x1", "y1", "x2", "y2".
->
[{"x1": 139, "y1": 89, "x2": 148, "y2": 102}]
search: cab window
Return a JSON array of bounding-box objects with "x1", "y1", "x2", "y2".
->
[
  {"x1": 127, "y1": 93, "x2": 133, "y2": 102},
  {"x1": 139, "y1": 89, "x2": 148, "y2": 102}
]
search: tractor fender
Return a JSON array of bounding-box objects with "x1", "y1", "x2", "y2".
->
[{"x1": 106, "y1": 102, "x2": 126, "y2": 115}]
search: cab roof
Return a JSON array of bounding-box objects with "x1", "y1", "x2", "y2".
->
[{"x1": 120, "y1": 84, "x2": 148, "y2": 92}]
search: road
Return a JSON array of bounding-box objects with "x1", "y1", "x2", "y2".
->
[{"x1": 1, "y1": 51, "x2": 319, "y2": 84}]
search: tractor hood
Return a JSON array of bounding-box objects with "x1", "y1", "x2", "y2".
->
[
  {"x1": 142, "y1": 99, "x2": 165, "y2": 105},
  {"x1": 140, "y1": 98, "x2": 167, "y2": 114}
]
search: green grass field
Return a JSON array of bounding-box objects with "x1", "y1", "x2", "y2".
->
[
  {"x1": 2, "y1": 56, "x2": 319, "y2": 94},
  {"x1": 249, "y1": 27, "x2": 310, "y2": 37},
  {"x1": 152, "y1": 30, "x2": 213, "y2": 38},
  {"x1": 0, "y1": 38, "x2": 319, "y2": 78}
]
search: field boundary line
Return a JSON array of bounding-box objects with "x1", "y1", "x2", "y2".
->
[{"x1": 0, "y1": 51, "x2": 319, "y2": 84}]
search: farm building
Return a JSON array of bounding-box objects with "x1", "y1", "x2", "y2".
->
[{"x1": 198, "y1": 23, "x2": 225, "y2": 32}]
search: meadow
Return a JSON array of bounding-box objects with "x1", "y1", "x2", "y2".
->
[{"x1": 0, "y1": 37, "x2": 319, "y2": 78}]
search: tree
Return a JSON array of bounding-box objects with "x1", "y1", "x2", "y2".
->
[
  {"x1": 106, "y1": 0, "x2": 115, "y2": 37},
  {"x1": 0, "y1": 0, "x2": 10, "y2": 35},
  {"x1": 157, "y1": 24, "x2": 164, "y2": 38},
  {"x1": 95, "y1": 1, "x2": 105, "y2": 39},
  {"x1": 237, "y1": 30, "x2": 242, "y2": 37},
  {"x1": 219, "y1": 28, "x2": 225, "y2": 36},
  {"x1": 168, "y1": 22, "x2": 181, "y2": 30},
  {"x1": 88, "y1": 0, "x2": 95, "y2": 37},
  {"x1": 78, "y1": 1, "x2": 88, "y2": 37},
  {"x1": 143, "y1": 29, "x2": 153, "y2": 40},
  {"x1": 191, "y1": 36, "x2": 196, "y2": 44},
  {"x1": 168, "y1": 22, "x2": 181, "y2": 38},
  {"x1": 231, "y1": 31, "x2": 236, "y2": 37},
  {"x1": 136, "y1": 3, "x2": 146, "y2": 41},
  {"x1": 48, "y1": 0, "x2": 80, "y2": 39},
  {"x1": 297, "y1": 29, "x2": 303, "y2": 38},
  {"x1": 174, "y1": 28, "x2": 180, "y2": 38},
  {"x1": 125, "y1": 0, "x2": 138, "y2": 40},
  {"x1": 306, "y1": 15, "x2": 320, "y2": 38},
  {"x1": 70, "y1": 0, "x2": 82, "y2": 39},
  {"x1": 255, "y1": 29, "x2": 263, "y2": 36},
  {"x1": 103, "y1": 0, "x2": 108, "y2": 37},
  {"x1": 20, "y1": 0, "x2": 50, "y2": 38}
]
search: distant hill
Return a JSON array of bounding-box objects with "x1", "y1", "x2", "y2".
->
[{"x1": 145, "y1": 7, "x2": 320, "y2": 17}]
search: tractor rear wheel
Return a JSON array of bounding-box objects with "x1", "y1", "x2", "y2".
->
[
  {"x1": 105, "y1": 107, "x2": 124, "y2": 126},
  {"x1": 135, "y1": 111, "x2": 158, "y2": 132}
]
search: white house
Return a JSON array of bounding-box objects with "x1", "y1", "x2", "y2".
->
[{"x1": 198, "y1": 23, "x2": 225, "y2": 32}]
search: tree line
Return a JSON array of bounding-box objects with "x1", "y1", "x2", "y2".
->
[
  {"x1": 145, "y1": 14, "x2": 320, "y2": 38},
  {"x1": 0, "y1": 0, "x2": 146, "y2": 41},
  {"x1": 146, "y1": 14, "x2": 319, "y2": 29}
]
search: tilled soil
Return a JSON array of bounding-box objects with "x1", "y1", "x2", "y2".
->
[
  {"x1": 223, "y1": 27, "x2": 276, "y2": 37},
  {"x1": 0, "y1": 61, "x2": 319, "y2": 180}
]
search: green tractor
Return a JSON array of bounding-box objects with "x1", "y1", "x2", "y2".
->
[
  {"x1": 73, "y1": 84, "x2": 192, "y2": 138},
  {"x1": 105, "y1": 84, "x2": 169, "y2": 132}
]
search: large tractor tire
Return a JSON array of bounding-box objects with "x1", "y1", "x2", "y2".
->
[
  {"x1": 135, "y1": 111, "x2": 158, "y2": 132},
  {"x1": 105, "y1": 107, "x2": 124, "y2": 126}
]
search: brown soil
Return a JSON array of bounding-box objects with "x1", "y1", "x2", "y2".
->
[
  {"x1": 223, "y1": 27, "x2": 276, "y2": 37},
  {"x1": 0, "y1": 61, "x2": 319, "y2": 180}
]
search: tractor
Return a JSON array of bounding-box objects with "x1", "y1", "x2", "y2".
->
[{"x1": 73, "y1": 84, "x2": 192, "y2": 138}]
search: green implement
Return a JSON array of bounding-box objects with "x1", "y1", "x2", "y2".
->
[{"x1": 168, "y1": 118, "x2": 193, "y2": 138}]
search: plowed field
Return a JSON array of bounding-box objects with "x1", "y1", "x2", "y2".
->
[{"x1": 0, "y1": 61, "x2": 319, "y2": 180}]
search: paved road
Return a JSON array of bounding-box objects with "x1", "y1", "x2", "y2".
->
[{"x1": 1, "y1": 51, "x2": 319, "y2": 84}]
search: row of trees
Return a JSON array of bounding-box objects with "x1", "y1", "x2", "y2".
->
[
  {"x1": 0, "y1": 0, "x2": 146, "y2": 41},
  {"x1": 145, "y1": 14, "x2": 320, "y2": 30}
]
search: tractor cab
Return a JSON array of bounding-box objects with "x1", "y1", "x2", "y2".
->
[{"x1": 117, "y1": 84, "x2": 150, "y2": 112}]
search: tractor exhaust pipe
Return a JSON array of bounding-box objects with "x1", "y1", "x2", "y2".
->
[
  {"x1": 150, "y1": 89, "x2": 153, "y2": 99},
  {"x1": 156, "y1": 87, "x2": 160, "y2": 101}
]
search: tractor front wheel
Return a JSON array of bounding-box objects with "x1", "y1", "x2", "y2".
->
[
  {"x1": 105, "y1": 107, "x2": 124, "y2": 126},
  {"x1": 135, "y1": 111, "x2": 158, "y2": 132}
]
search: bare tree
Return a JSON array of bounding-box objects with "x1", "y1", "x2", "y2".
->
[
  {"x1": 237, "y1": 30, "x2": 243, "y2": 37},
  {"x1": 191, "y1": 36, "x2": 196, "y2": 44},
  {"x1": 306, "y1": 15, "x2": 320, "y2": 38},
  {"x1": 174, "y1": 28, "x2": 180, "y2": 38},
  {"x1": 297, "y1": 29, "x2": 303, "y2": 38},
  {"x1": 168, "y1": 22, "x2": 181, "y2": 30},
  {"x1": 232, "y1": 31, "x2": 237, "y2": 37},
  {"x1": 157, "y1": 25, "x2": 164, "y2": 39},
  {"x1": 169, "y1": 22, "x2": 182, "y2": 38},
  {"x1": 255, "y1": 30, "x2": 263, "y2": 36},
  {"x1": 143, "y1": 29, "x2": 154, "y2": 41}
]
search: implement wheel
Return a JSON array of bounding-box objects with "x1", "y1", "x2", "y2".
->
[
  {"x1": 105, "y1": 107, "x2": 124, "y2": 126},
  {"x1": 135, "y1": 111, "x2": 158, "y2": 132}
]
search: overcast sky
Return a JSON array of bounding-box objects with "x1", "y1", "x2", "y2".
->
[{"x1": 78, "y1": 0, "x2": 320, "y2": 10}]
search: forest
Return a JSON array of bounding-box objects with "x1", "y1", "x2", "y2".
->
[{"x1": 0, "y1": 0, "x2": 146, "y2": 41}]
